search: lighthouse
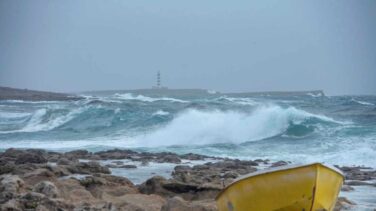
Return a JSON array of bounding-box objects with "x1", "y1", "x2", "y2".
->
[
  {"x1": 157, "y1": 71, "x2": 161, "y2": 88},
  {"x1": 153, "y1": 71, "x2": 167, "y2": 89}
]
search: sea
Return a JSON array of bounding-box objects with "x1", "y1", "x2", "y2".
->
[
  {"x1": 0, "y1": 91, "x2": 375, "y2": 168},
  {"x1": 1, "y1": 91, "x2": 376, "y2": 209}
]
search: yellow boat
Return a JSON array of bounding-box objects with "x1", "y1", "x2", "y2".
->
[{"x1": 216, "y1": 163, "x2": 344, "y2": 211}]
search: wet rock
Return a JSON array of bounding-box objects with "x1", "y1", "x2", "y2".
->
[
  {"x1": 334, "y1": 197, "x2": 356, "y2": 211},
  {"x1": 341, "y1": 185, "x2": 354, "y2": 192},
  {"x1": 180, "y1": 153, "x2": 209, "y2": 161},
  {"x1": 122, "y1": 164, "x2": 137, "y2": 169},
  {"x1": 271, "y1": 161, "x2": 289, "y2": 167},
  {"x1": 345, "y1": 180, "x2": 375, "y2": 186},
  {"x1": 67, "y1": 161, "x2": 111, "y2": 174},
  {"x1": 112, "y1": 160, "x2": 124, "y2": 165},
  {"x1": 33, "y1": 181, "x2": 59, "y2": 198},
  {"x1": 106, "y1": 164, "x2": 138, "y2": 169},
  {"x1": 94, "y1": 149, "x2": 137, "y2": 160},
  {"x1": 64, "y1": 149, "x2": 91, "y2": 159},
  {"x1": 156, "y1": 153, "x2": 182, "y2": 164},
  {"x1": 337, "y1": 166, "x2": 376, "y2": 181}
]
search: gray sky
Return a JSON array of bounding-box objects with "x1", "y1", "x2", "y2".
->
[{"x1": 0, "y1": 0, "x2": 375, "y2": 95}]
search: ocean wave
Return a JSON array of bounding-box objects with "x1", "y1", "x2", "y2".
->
[
  {"x1": 0, "y1": 112, "x2": 30, "y2": 119},
  {"x1": 113, "y1": 93, "x2": 188, "y2": 103},
  {"x1": 134, "y1": 105, "x2": 345, "y2": 147},
  {"x1": 1, "y1": 107, "x2": 85, "y2": 133},
  {"x1": 307, "y1": 92, "x2": 323, "y2": 97},
  {"x1": 216, "y1": 96, "x2": 258, "y2": 106},
  {"x1": 152, "y1": 110, "x2": 170, "y2": 116},
  {"x1": 351, "y1": 99, "x2": 375, "y2": 106}
]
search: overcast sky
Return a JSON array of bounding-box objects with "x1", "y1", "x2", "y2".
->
[{"x1": 0, "y1": 0, "x2": 375, "y2": 95}]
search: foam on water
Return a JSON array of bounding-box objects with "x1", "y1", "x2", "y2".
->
[
  {"x1": 351, "y1": 99, "x2": 375, "y2": 106},
  {"x1": 1, "y1": 107, "x2": 86, "y2": 133},
  {"x1": 152, "y1": 110, "x2": 170, "y2": 116},
  {"x1": 113, "y1": 93, "x2": 188, "y2": 103},
  {"x1": 133, "y1": 105, "x2": 345, "y2": 147}
]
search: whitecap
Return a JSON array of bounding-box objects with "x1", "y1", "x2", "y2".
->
[{"x1": 113, "y1": 93, "x2": 188, "y2": 103}]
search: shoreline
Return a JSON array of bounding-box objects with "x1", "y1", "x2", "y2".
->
[{"x1": 1, "y1": 148, "x2": 374, "y2": 210}]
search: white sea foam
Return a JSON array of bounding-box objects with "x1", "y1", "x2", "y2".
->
[
  {"x1": 134, "y1": 105, "x2": 345, "y2": 147},
  {"x1": 351, "y1": 99, "x2": 375, "y2": 106},
  {"x1": 207, "y1": 90, "x2": 218, "y2": 94},
  {"x1": 1, "y1": 107, "x2": 85, "y2": 133},
  {"x1": 152, "y1": 110, "x2": 170, "y2": 116},
  {"x1": 218, "y1": 96, "x2": 258, "y2": 106},
  {"x1": 0, "y1": 112, "x2": 30, "y2": 119},
  {"x1": 307, "y1": 92, "x2": 323, "y2": 97},
  {"x1": 113, "y1": 93, "x2": 188, "y2": 103}
]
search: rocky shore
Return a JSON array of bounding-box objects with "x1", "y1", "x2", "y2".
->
[{"x1": 0, "y1": 148, "x2": 374, "y2": 210}]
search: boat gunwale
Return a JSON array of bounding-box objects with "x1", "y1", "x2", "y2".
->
[{"x1": 215, "y1": 162, "x2": 344, "y2": 200}]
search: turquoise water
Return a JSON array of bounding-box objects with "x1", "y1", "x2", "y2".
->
[{"x1": 1, "y1": 92, "x2": 375, "y2": 167}]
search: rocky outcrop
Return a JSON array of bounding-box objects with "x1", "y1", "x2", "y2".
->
[{"x1": 0, "y1": 148, "x2": 373, "y2": 210}]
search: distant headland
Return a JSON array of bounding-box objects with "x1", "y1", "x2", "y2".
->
[{"x1": 0, "y1": 86, "x2": 325, "y2": 101}]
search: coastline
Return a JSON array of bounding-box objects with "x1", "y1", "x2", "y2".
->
[{"x1": 1, "y1": 148, "x2": 374, "y2": 210}]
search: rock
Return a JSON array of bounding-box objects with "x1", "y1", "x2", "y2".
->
[
  {"x1": 334, "y1": 197, "x2": 356, "y2": 211},
  {"x1": 80, "y1": 174, "x2": 138, "y2": 199},
  {"x1": 271, "y1": 161, "x2": 289, "y2": 167},
  {"x1": 0, "y1": 174, "x2": 24, "y2": 193},
  {"x1": 67, "y1": 161, "x2": 111, "y2": 174},
  {"x1": 112, "y1": 161, "x2": 124, "y2": 165},
  {"x1": 0, "y1": 148, "x2": 48, "y2": 165},
  {"x1": 122, "y1": 164, "x2": 137, "y2": 169},
  {"x1": 15, "y1": 152, "x2": 47, "y2": 164},
  {"x1": 336, "y1": 166, "x2": 376, "y2": 181},
  {"x1": 162, "y1": 196, "x2": 217, "y2": 211},
  {"x1": 345, "y1": 180, "x2": 375, "y2": 186},
  {"x1": 139, "y1": 176, "x2": 171, "y2": 196},
  {"x1": 0, "y1": 174, "x2": 24, "y2": 200},
  {"x1": 64, "y1": 150, "x2": 91, "y2": 159},
  {"x1": 33, "y1": 181, "x2": 59, "y2": 198},
  {"x1": 94, "y1": 149, "x2": 137, "y2": 160},
  {"x1": 341, "y1": 185, "x2": 354, "y2": 192},
  {"x1": 116, "y1": 194, "x2": 166, "y2": 211},
  {"x1": 0, "y1": 158, "x2": 15, "y2": 174},
  {"x1": 0, "y1": 199, "x2": 22, "y2": 211},
  {"x1": 180, "y1": 153, "x2": 209, "y2": 161},
  {"x1": 22, "y1": 168, "x2": 55, "y2": 185},
  {"x1": 157, "y1": 154, "x2": 181, "y2": 164},
  {"x1": 57, "y1": 157, "x2": 75, "y2": 165},
  {"x1": 20, "y1": 192, "x2": 46, "y2": 209}
]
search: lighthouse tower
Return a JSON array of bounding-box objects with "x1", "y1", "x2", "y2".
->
[
  {"x1": 153, "y1": 71, "x2": 167, "y2": 89},
  {"x1": 157, "y1": 71, "x2": 161, "y2": 88}
]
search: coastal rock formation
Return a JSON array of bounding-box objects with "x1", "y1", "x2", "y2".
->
[{"x1": 0, "y1": 148, "x2": 373, "y2": 210}]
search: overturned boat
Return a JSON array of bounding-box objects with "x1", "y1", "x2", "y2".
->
[{"x1": 216, "y1": 163, "x2": 344, "y2": 211}]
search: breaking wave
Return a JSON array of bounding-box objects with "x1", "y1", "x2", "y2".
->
[
  {"x1": 135, "y1": 105, "x2": 346, "y2": 147},
  {"x1": 351, "y1": 99, "x2": 375, "y2": 106},
  {"x1": 113, "y1": 93, "x2": 188, "y2": 103},
  {"x1": 1, "y1": 107, "x2": 85, "y2": 133}
]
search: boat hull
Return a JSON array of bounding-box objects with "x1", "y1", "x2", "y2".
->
[{"x1": 216, "y1": 163, "x2": 343, "y2": 211}]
